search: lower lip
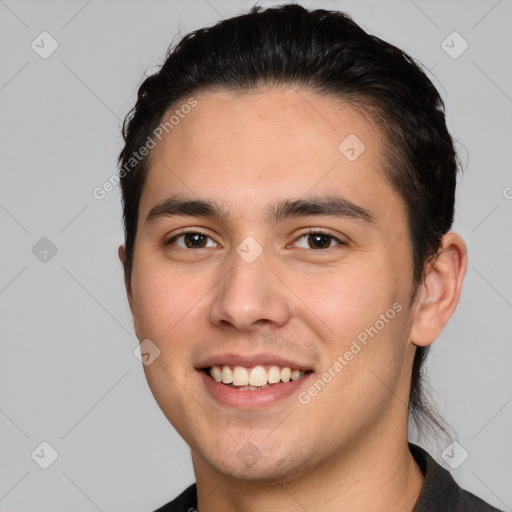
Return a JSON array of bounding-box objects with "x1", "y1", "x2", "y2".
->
[{"x1": 199, "y1": 370, "x2": 312, "y2": 409}]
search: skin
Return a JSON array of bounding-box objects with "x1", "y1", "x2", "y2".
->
[{"x1": 119, "y1": 88, "x2": 467, "y2": 511}]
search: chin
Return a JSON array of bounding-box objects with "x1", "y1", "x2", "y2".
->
[
  {"x1": 206, "y1": 454, "x2": 299, "y2": 483},
  {"x1": 196, "y1": 437, "x2": 316, "y2": 485}
]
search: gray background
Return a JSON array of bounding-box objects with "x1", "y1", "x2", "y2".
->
[{"x1": 0, "y1": 0, "x2": 511, "y2": 510}]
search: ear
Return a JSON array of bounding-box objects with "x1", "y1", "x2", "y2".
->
[
  {"x1": 410, "y1": 232, "x2": 467, "y2": 347},
  {"x1": 118, "y1": 245, "x2": 131, "y2": 302},
  {"x1": 118, "y1": 245, "x2": 138, "y2": 337}
]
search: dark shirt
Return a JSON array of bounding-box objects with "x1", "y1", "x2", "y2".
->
[{"x1": 153, "y1": 443, "x2": 503, "y2": 511}]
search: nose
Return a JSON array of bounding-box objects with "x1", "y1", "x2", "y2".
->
[{"x1": 209, "y1": 245, "x2": 292, "y2": 332}]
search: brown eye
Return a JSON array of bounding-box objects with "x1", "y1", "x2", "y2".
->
[
  {"x1": 184, "y1": 233, "x2": 207, "y2": 248},
  {"x1": 293, "y1": 231, "x2": 345, "y2": 250},
  {"x1": 168, "y1": 232, "x2": 217, "y2": 249},
  {"x1": 307, "y1": 233, "x2": 332, "y2": 249}
]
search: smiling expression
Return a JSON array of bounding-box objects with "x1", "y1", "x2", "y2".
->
[{"x1": 124, "y1": 87, "x2": 419, "y2": 481}]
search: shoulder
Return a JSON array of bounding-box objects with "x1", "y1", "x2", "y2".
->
[
  {"x1": 461, "y1": 489, "x2": 506, "y2": 512},
  {"x1": 410, "y1": 443, "x2": 504, "y2": 512},
  {"x1": 152, "y1": 483, "x2": 197, "y2": 512}
]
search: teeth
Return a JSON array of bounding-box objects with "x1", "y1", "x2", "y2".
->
[
  {"x1": 248, "y1": 366, "x2": 267, "y2": 386},
  {"x1": 209, "y1": 364, "x2": 307, "y2": 388},
  {"x1": 221, "y1": 365, "x2": 233, "y2": 384},
  {"x1": 280, "y1": 367, "x2": 291, "y2": 382},
  {"x1": 290, "y1": 370, "x2": 302, "y2": 381},
  {"x1": 267, "y1": 365, "x2": 281, "y2": 384},
  {"x1": 233, "y1": 366, "x2": 249, "y2": 386},
  {"x1": 211, "y1": 365, "x2": 222, "y2": 382}
]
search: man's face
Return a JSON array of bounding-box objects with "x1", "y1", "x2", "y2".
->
[{"x1": 126, "y1": 88, "x2": 418, "y2": 481}]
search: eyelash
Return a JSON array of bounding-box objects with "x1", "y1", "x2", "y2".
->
[
  {"x1": 293, "y1": 228, "x2": 347, "y2": 249},
  {"x1": 166, "y1": 230, "x2": 218, "y2": 249},
  {"x1": 166, "y1": 228, "x2": 347, "y2": 250}
]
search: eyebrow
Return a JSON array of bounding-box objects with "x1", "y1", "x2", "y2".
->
[
  {"x1": 266, "y1": 195, "x2": 375, "y2": 225},
  {"x1": 144, "y1": 194, "x2": 375, "y2": 226},
  {"x1": 145, "y1": 197, "x2": 229, "y2": 225}
]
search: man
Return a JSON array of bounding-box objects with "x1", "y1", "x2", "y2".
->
[{"x1": 117, "y1": 4, "x2": 502, "y2": 511}]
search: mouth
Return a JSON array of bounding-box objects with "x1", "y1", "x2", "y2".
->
[
  {"x1": 196, "y1": 353, "x2": 314, "y2": 408},
  {"x1": 202, "y1": 364, "x2": 313, "y2": 391}
]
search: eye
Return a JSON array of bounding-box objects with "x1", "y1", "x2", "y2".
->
[
  {"x1": 292, "y1": 230, "x2": 346, "y2": 250},
  {"x1": 167, "y1": 231, "x2": 218, "y2": 249}
]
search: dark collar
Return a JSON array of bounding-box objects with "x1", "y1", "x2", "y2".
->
[
  {"x1": 410, "y1": 442, "x2": 502, "y2": 511},
  {"x1": 410, "y1": 442, "x2": 461, "y2": 510}
]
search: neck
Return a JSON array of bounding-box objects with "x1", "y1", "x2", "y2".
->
[{"x1": 192, "y1": 430, "x2": 424, "y2": 512}]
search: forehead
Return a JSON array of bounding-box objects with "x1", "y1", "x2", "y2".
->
[{"x1": 141, "y1": 88, "x2": 403, "y2": 224}]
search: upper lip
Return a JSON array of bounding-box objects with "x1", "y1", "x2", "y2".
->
[{"x1": 196, "y1": 352, "x2": 313, "y2": 371}]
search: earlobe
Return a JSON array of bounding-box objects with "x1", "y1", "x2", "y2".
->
[
  {"x1": 118, "y1": 245, "x2": 126, "y2": 264},
  {"x1": 410, "y1": 232, "x2": 467, "y2": 347},
  {"x1": 118, "y1": 245, "x2": 132, "y2": 296}
]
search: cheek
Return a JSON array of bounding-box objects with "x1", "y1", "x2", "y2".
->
[
  {"x1": 301, "y1": 261, "x2": 409, "y2": 388},
  {"x1": 300, "y1": 285, "x2": 410, "y2": 445},
  {"x1": 130, "y1": 258, "x2": 198, "y2": 339},
  {"x1": 130, "y1": 255, "x2": 220, "y2": 373},
  {"x1": 304, "y1": 263, "x2": 396, "y2": 335}
]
